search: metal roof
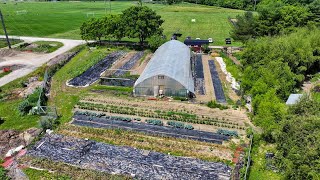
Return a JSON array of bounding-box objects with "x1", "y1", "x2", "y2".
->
[
  {"x1": 184, "y1": 39, "x2": 209, "y2": 46},
  {"x1": 134, "y1": 40, "x2": 194, "y2": 93},
  {"x1": 286, "y1": 94, "x2": 303, "y2": 105}
]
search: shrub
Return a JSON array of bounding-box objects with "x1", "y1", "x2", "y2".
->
[
  {"x1": 39, "y1": 117, "x2": 54, "y2": 130},
  {"x1": 146, "y1": 119, "x2": 163, "y2": 126},
  {"x1": 217, "y1": 129, "x2": 238, "y2": 137},
  {"x1": 18, "y1": 100, "x2": 32, "y2": 115},
  {"x1": 207, "y1": 100, "x2": 228, "y2": 110}
]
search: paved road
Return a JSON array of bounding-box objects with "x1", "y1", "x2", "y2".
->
[{"x1": 0, "y1": 36, "x2": 86, "y2": 87}]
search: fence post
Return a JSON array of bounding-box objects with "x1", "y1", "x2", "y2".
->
[{"x1": 244, "y1": 134, "x2": 253, "y2": 180}]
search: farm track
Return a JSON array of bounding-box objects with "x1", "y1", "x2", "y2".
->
[{"x1": 0, "y1": 36, "x2": 85, "y2": 87}]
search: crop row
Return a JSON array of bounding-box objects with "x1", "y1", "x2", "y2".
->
[{"x1": 76, "y1": 102, "x2": 246, "y2": 130}]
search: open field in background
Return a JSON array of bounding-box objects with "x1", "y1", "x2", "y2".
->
[{"x1": 0, "y1": 2, "x2": 243, "y2": 46}]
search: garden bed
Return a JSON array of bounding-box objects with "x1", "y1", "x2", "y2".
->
[
  {"x1": 67, "y1": 51, "x2": 126, "y2": 87},
  {"x1": 194, "y1": 54, "x2": 205, "y2": 95},
  {"x1": 208, "y1": 60, "x2": 226, "y2": 103},
  {"x1": 28, "y1": 134, "x2": 232, "y2": 180},
  {"x1": 72, "y1": 113, "x2": 230, "y2": 144}
]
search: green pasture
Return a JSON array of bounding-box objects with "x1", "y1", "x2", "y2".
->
[{"x1": 0, "y1": 1, "x2": 243, "y2": 45}]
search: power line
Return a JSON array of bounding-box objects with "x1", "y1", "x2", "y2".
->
[{"x1": 0, "y1": 9, "x2": 11, "y2": 48}]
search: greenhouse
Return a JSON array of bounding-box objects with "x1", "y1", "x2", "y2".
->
[{"x1": 134, "y1": 40, "x2": 195, "y2": 97}]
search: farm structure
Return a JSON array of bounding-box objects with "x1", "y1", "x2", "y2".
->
[{"x1": 134, "y1": 40, "x2": 195, "y2": 97}]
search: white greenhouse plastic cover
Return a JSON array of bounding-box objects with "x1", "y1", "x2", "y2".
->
[{"x1": 134, "y1": 40, "x2": 194, "y2": 93}]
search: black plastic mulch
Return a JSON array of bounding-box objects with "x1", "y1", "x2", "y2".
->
[
  {"x1": 208, "y1": 60, "x2": 226, "y2": 103},
  {"x1": 28, "y1": 134, "x2": 232, "y2": 180}
]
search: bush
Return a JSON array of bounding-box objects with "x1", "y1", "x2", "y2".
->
[
  {"x1": 217, "y1": 129, "x2": 238, "y2": 137},
  {"x1": 207, "y1": 101, "x2": 228, "y2": 110},
  {"x1": 39, "y1": 117, "x2": 54, "y2": 130},
  {"x1": 146, "y1": 119, "x2": 163, "y2": 126},
  {"x1": 167, "y1": 121, "x2": 194, "y2": 130},
  {"x1": 18, "y1": 100, "x2": 32, "y2": 115}
]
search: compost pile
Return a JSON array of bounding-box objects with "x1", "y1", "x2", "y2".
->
[
  {"x1": 28, "y1": 134, "x2": 232, "y2": 180},
  {"x1": 208, "y1": 60, "x2": 226, "y2": 103},
  {"x1": 113, "y1": 51, "x2": 144, "y2": 77},
  {"x1": 0, "y1": 129, "x2": 40, "y2": 157},
  {"x1": 194, "y1": 54, "x2": 205, "y2": 95},
  {"x1": 68, "y1": 51, "x2": 126, "y2": 87},
  {"x1": 72, "y1": 114, "x2": 229, "y2": 144}
]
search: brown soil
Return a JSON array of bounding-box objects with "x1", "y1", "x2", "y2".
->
[
  {"x1": 133, "y1": 53, "x2": 152, "y2": 75},
  {"x1": 196, "y1": 54, "x2": 215, "y2": 102},
  {"x1": 0, "y1": 128, "x2": 40, "y2": 158},
  {"x1": 102, "y1": 51, "x2": 136, "y2": 76},
  {"x1": 82, "y1": 95, "x2": 249, "y2": 127}
]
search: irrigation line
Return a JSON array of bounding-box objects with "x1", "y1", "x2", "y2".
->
[{"x1": 244, "y1": 134, "x2": 253, "y2": 180}]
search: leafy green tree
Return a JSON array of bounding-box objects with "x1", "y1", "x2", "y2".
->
[
  {"x1": 80, "y1": 18, "x2": 106, "y2": 42},
  {"x1": 276, "y1": 95, "x2": 320, "y2": 179},
  {"x1": 147, "y1": 34, "x2": 167, "y2": 52},
  {"x1": 256, "y1": 3, "x2": 310, "y2": 36},
  {"x1": 122, "y1": 6, "x2": 164, "y2": 45},
  {"x1": 230, "y1": 11, "x2": 257, "y2": 43}
]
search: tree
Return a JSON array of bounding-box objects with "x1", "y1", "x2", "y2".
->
[
  {"x1": 80, "y1": 18, "x2": 106, "y2": 42},
  {"x1": 276, "y1": 95, "x2": 320, "y2": 179},
  {"x1": 147, "y1": 34, "x2": 167, "y2": 52},
  {"x1": 230, "y1": 11, "x2": 257, "y2": 43},
  {"x1": 122, "y1": 6, "x2": 164, "y2": 45},
  {"x1": 256, "y1": 3, "x2": 310, "y2": 36}
]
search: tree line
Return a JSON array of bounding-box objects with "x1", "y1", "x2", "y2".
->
[
  {"x1": 231, "y1": 0, "x2": 320, "y2": 42},
  {"x1": 183, "y1": 0, "x2": 318, "y2": 10},
  {"x1": 230, "y1": 0, "x2": 320, "y2": 178},
  {"x1": 80, "y1": 6, "x2": 164, "y2": 46}
]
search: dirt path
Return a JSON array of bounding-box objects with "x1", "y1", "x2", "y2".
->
[
  {"x1": 197, "y1": 54, "x2": 215, "y2": 102},
  {"x1": 0, "y1": 36, "x2": 85, "y2": 87},
  {"x1": 133, "y1": 53, "x2": 152, "y2": 75}
]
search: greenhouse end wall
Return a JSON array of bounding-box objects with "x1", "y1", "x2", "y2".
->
[{"x1": 134, "y1": 75, "x2": 189, "y2": 97}]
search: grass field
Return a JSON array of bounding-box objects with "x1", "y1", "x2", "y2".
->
[{"x1": 0, "y1": 1, "x2": 243, "y2": 46}]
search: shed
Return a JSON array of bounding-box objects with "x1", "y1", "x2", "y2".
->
[{"x1": 286, "y1": 94, "x2": 303, "y2": 105}]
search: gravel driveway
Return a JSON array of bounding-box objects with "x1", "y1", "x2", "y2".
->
[{"x1": 0, "y1": 36, "x2": 86, "y2": 87}]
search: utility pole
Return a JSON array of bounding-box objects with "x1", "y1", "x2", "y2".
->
[
  {"x1": 253, "y1": 0, "x2": 257, "y2": 11},
  {"x1": 0, "y1": 9, "x2": 11, "y2": 49}
]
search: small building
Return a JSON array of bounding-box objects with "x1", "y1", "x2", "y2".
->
[
  {"x1": 286, "y1": 94, "x2": 303, "y2": 105},
  {"x1": 184, "y1": 39, "x2": 209, "y2": 52},
  {"x1": 133, "y1": 40, "x2": 195, "y2": 97}
]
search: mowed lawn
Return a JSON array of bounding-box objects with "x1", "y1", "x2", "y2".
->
[{"x1": 0, "y1": 2, "x2": 243, "y2": 45}]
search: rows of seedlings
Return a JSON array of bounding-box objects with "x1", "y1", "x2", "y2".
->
[
  {"x1": 76, "y1": 102, "x2": 246, "y2": 130},
  {"x1": 68, "y1": 51, "x2": 126, "y2": 87},
  {"x1": 113, "y1": 51, "x2": 144, "y2": 77},
  {"x1": 28, "y1": 134, "x2": 232, "y2": 180},
  {"x1": 194, "y1": 54, "x2": 205, "y2": 95},
  {"x1": 208, "y1": 60, "x2": 226, "y2": 103},
  {"x1": 72, "y1": 111, "x2": 230, "y2": 144}
]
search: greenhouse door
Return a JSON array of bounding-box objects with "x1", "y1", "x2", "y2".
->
[
  {"x1": 159, "y1": 85, "x2": 165, "y2": 95},
  {"x1": 153, "y1": 86, "x2": 159, "y2": 97}
]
